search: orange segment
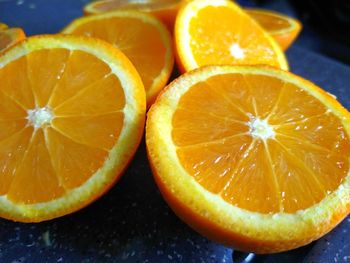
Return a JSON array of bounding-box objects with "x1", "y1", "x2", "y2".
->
[
  {"x1": 0, "y1": 35, "x2": 145, "y2": 222},
  {"x1": 204, "y1": 73, "x2": 255, "y2": 117},
  {"x1": 48, "y1": 50, "x2": 111, "y2": 107},
  {"x1": 83, "y1": 0, "x2": 182, "y2": 30},
  {"x1": 171, "y1": 78, "x2": 250, "y2": 147},
  {"x1": 173, "y1": 107, "x2": 248, "y2": 146},
  {"x1": 7, "y1": 129, "x2": 65, "y2": 204},
  {"x1": 62, "y1": 11, "x2": 174, "y2": 106},
  {"x1": 0, "y1": 56, "x2": 35, "y2": 109},
  {"x1": 52, "y1": 112, "x2": 124, "y2": 150},
  {"x1": 242, "y1": 74, "x2": 284, "y2": 118},
  {"x1": 45, "y1": 127, "x2": 109, "y2": 189},
  {"x1": 271, "y1": 135, "x2": 349, "y2": 212},
  {"x1": 0, "y1": 119, "x2": 27, "y2": 141},
  {"x1": 0, "y1": 91, "x2": 27, "y2": 120},
  {"x1": 220, "y1": 139, "x2": 282, "y2": 213},
  {"x1": 0, "y1": 127, "x2": 33, "y2": 195},
  {"x1": 275, "y1": 112, "x2": 346, "y2": 149},
  {"x1": 175, "y1": 0, "x2": 288, "y2": 73},
  {"x1": 177, "y1": 135, "x2": 253, "y2": 193},
  {"x1": 246, "y1": 8, "x2": 302, "y2": 50},
  {"x1": 27, "y1": 49, "x2": 71, "y2": 107},
  {"x1": 53, "y1": 74, "x2": 125, "y2": 116},
  {"x1": 0, "y1": 28, "x2": 26, "y2": 52},
  {"x1": 267, "y1": 139, "x2": 327, "y2": 211},
  {"x1": 146, "y1": 65, "x2": 350, "y2": 253},
  {"x1": 268, "y1": 82, "x2": 329, "y2": 124}
]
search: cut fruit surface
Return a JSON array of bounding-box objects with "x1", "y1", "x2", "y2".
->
[
  {"x1": 146, "y1": 65, "x2": 350, "y2": 253},
  {"x1": 246, "y1": 8, "x2": 302, "y2": 50},
  {"x1": 174, "y1": 0, "x2": 288, "y2": 73},
  {"x1": 83, "y1": 0, "x2": 182, "y2": 30},
  {"x1": 63, "y1": 11, "x2": 174, "y2": 106},
  {"x1": 0, "y1": 28, "x2": 26, "y2": 52},
  {"x1": 0, "y1": 35, "x2": 146, "y2": 222}
]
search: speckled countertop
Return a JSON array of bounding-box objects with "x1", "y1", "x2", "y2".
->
[{"x1": 0, "y1": 1, "x2": 349, "y2": 263}]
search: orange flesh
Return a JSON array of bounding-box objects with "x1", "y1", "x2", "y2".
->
[
  {"x1": 0, "y1": 49, "x2": 125, "y2": 203},
  {"x1": 172, "y1": 73, "x2": 350, "y2": 213},
  {"x1": 189, "y1": 6, "x2": 282, "y2": 68},
  {"x1": 91, "y1": 0, "x2": 180, "y2": 12},
  {"x1": 247, "y1": 10, "x2": 292, "y2": 33},
  {"x1": 68, "y1": 17, "x2": 167, "y2": 96}
]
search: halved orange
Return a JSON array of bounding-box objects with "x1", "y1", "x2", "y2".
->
[
  {"x1": 0, "y1": 35, "x2": 146, "y2": 222},
  {"x1": 246, "y1": 8, "x2": 302, "y2": 50},
  {"x1": 83, "y1": 0, "x2": 182, "y2": 30},
  {"x1": 146, "y1": 65, "x2": 350, "y2": 253},
  {"x1": 63, "y1": 11, "x2": 174, "y2": 106},
  {"x1": 0, "y1": 28, "x2": 26, "y2": 52},
  {"x1": 175, "y1": 0, "x2": 288, "y2": 73}
]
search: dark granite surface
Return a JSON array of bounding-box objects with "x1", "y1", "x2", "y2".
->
[{"x1": 0, "y1": 1, "x2": 349, "y2": 262}]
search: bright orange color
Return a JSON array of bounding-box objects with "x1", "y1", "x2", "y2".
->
[
  {"x1": 0, "y1": 35, "x2": 146, "y2": 222},
  {"x1": 0, "y1": 28, "x2": 26, "y2": 52},
  {"x1": 0, "y1": 23, "x2": 8, "y2": 30},
  {"x1": 246, "y1": 8, "x2": 302, "y2": 50},
  {"x1": 175, "y1": 0, "x2": 288, "y2": 73},
  {"x1": 146, "y1": 65, "x2": 350, "y2": 253},
  {"x1": 63, "y1": 11, "x2": 174, "y2": 106},
  {"x1": 83, "y1": 0, "x2": 182, "y2": 31}
]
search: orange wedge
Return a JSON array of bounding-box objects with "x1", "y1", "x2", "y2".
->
[
  {"x1": 63, "y1": 11, "x2": 174, "y2": 106},
  {"x1": 0, "y1": 28, "x2": 26, "y2": 52},
  {"x1": 83, "y1": 0, "x2": 182, "y2": 30},
  {"x1": 246, "y1": 8, "x2": 302, "y2": 50},
  {"x1": 146, "y1": 65, "x2": 350, "y2": 253},
  {"x1": 175, "y1": 0, "x2": 288, "y2": 73},
  {"x1": 0, "y1": 35, "x2": 145, "y2": 222}
]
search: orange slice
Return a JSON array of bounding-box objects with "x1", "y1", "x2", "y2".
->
[
  {"x1": 246, "y1": 8, "x2": 302, "y2": 50},
  {"x1": 175, "y1": 0, "x2": 288, "y2": 73},
  {"x1": 0, "y1": 28, "x2": 26, "y2": 52},
  {"x1": 146, "y1": 65, "x2": 350, "y2": 253},
  {"x1": 83, "y1": 0, "x2": 182, "y2": 30},
  {"x1": 0, "y1": 35, "x2": 145, "y2": 222},
  {"x1": 63, "y1": 11, "x2": 174, "y2": 106}
]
